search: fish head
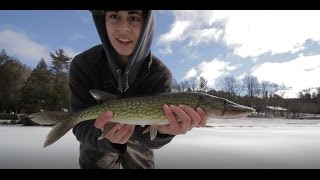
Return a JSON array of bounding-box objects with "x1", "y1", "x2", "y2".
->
[
  {"x1": 199, "y1": 94, "x2": 255, "y2": 119},
  {"x1": 220, "y1": 99, "x2": 256, "y2": 119}
]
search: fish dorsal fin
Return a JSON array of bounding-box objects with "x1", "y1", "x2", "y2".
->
[{"x1": 89, "y1": 89, "x2": 118, "y2": 104}]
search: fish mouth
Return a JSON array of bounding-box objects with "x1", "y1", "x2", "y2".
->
[{"x1": 221, "y1": 100, "x2": 255, "y2": 119}]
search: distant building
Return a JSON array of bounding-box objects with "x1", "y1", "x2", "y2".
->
[{"x1": 265, "y1": 106, "x2": 288, "y2": 117}]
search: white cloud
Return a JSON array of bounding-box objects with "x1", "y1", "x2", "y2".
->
[
  {"x1": 252, "y1": 54, "x2": 320, "y2": 98},
  {"x1": 0, "y1": 28, "x2": 50, "y2": 66},
  {"x1": 157, "y1": 46, "x2": 172, "y2": 55},
  {"x1": 179, "y1": 51, "x2": 201, "y2": 63},
  {"x1": 158, "y1": 20, "x2": 191, "y2": 44},
  {"x1": 215, "y1": 10, "x2": 320, "y2": 57},
  {"x1": 159, "y1": 10, "x2": 320, "y2": 58},
  {"x1": 184, "y1": 68, "x2": 197, "y2": 79},
  {"x1": 183, "y1": 59, "x2": 237, "y2": 87},
  {"x1": 172, "y1": 10, "x2": 215, "y2": 26},
  {"x1": 0, "y1": 28, "x2": 81, "y2": 68},
  {"x1": 198, "y1": 60, "x2": 237, "y2": 87},
  {"x1": 157, "y1": 10, "x2": 222, "y2": 52},
  {"x1": 69, "y1": 33, "x2": 86, "y2": 41},
  {"x1": 188, "y1": 28, "x2": 223, "y2": 47}
]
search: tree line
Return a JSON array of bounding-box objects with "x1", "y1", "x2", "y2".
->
[
  {"x1": 172, "y1": 75, "x2": 320, "y2": 117},
  {"x1": 1, "y1": 48, "x2": 319, "y2": 117},
  {"x1": 0, "y1": 49, "x2": 71, "y2": 114}
]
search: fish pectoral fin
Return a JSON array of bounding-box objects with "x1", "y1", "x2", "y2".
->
[
  {"x1": 150, "y1": 124, "x2": 158, "y2": 141},
  {"x1": 98, "y1": 123, "x2": 113, "y2": 140},
  {"x1": 142, "y1": 124, "x2": 158, "y2": 141},
  {"x1": 98, "y1": 126, "x2": 106, "y2": 140},
  {"x1": 142, "y1": 126, "x2": 150, "y2": 134}
]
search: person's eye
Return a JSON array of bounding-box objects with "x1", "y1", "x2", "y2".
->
[
  {"x1": 110, "y1": 14, "x2": 120, "y2": 19},
  {"x1": 129, "y1": 16, "x2": 141, "y2": 22}
]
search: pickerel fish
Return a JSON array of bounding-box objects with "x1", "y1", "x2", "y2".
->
[{"x1": 29, "y1": 90, "x2": 255, "y2": 148}]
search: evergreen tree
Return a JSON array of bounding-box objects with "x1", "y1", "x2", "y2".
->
[
  {"x1": 49, "y1": 49, "x2": 71, "y2": 83},
  {"x1": 0, "y1": 49, "x2": 10, "y2": 65},
  {"x1": 0, "y1": 49, "x2": 31, "y2": 111},
  {"x1": 20, "y1": 58, "x2": 51, "y2": 113},
  {"x1": 48, "y1": 49, "x2": 72, "y2": 111}
]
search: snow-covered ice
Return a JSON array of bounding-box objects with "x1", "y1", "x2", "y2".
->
[{"x1": 1, "y1": 118, "x2": 320, "y2": 169}]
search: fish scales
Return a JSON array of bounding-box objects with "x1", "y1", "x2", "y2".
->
[
  {"x1": 29, "y1": 91, "x2": 255, "y2": 148},
  {"x1": 73, "y1": 93, "x2": 201, "y2": 126}
]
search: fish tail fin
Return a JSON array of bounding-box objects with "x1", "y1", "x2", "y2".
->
[{"x1": 29, "y1": 111, "x2": 72, "y2": 148}]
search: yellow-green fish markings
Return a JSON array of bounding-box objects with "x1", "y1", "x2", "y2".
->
[{"x1": 29, "y1": 90, "x2": 255, "y2": 148}]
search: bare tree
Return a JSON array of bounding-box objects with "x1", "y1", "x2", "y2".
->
[
  {"x1": 242, "y1": 75, "x2": 260, "y2": 97},
  {"x1": 261, "y1": 80, "x2": 271, "y2": 98},
  {"x1": 242, "y1": 74, "x2": 260, "y2": 107},
  {"x1": 269, "y1": 83, "x2": 280, "y2": 97},
  {"x1": 198, "y1": 76, "x2": 208, "y2": 92},
  {"x1": 180, "y1": 80, "x2": 189, "y2": 92},
  {"x1": 171, "y1": 78, "x2": 181, "y2": 92},
  {"x1": 260, "y1": 80, "x2": 275, "y2": 117},
  {"x1": 277, "y1": 83, "x2": 291, "y2": 98},
  {"x1": 219, "y1": 75, "x2": 242, "y2": 97},
  {"x1": 278, "y1": 84, "x2": 291, "y2": 117},
  {"x1": 299, "y1": 88, "x2": 312, "y2": 100},
  {"x1": 316, "y1": 87, "x2": 320, "y2": 102},
  {"x1": 186, "y1": 77, "x2": 197, "y2": 92}
]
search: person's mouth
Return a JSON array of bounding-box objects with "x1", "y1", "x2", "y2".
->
[{"x1": 116, "y1": 38, "x2": 133, "y2": 44}]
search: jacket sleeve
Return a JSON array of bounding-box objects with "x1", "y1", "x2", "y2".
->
[
  {"x1": 135, "y1": 68, "x2": 175, "y2": 149},
  {"x1": 69, "y1": 58, "x2": 126, "y2": 154}
]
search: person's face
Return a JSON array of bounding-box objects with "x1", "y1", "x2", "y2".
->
[{"x1": 105, "y1": 10, "x2": 144, "y2": 59}]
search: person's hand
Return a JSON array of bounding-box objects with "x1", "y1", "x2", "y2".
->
[
  {"x1": 94, "y1": 111, "x2": 135, "y2": 144},
  {"x1": 157, "y1": 104, "x2": 207, "y2": 135}
]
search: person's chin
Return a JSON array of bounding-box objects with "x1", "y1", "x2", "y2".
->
[{"x1": 118, "y1": 50, "x2": 133, "y2": 56}]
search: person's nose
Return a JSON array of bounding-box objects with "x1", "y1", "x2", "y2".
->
[{"x1": 117, "y1": 20, "x2": 131, "y2": 33}]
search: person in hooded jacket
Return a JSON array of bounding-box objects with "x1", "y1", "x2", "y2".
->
[{"x1": 69, "y1": 10, "x2": 208, "y2": 169}]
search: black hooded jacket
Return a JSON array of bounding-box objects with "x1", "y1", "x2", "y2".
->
[{"x1": 69, "y1": 10, "x2": 174, "y2": 168}]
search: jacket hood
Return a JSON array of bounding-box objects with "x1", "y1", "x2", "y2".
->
[{"x1": 91, "y1": 10, "x2": 155, "y2": 93}]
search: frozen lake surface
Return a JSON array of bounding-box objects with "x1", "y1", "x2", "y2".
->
[{"x1": 1, "y1": 118, "x2": 320, "y2": 169}]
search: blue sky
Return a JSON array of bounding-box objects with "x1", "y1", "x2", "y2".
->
[{"x1": 1, "y1": 10, "x2": 320, "y2": 98}]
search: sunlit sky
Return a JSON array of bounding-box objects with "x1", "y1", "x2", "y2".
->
[{"x1": 1, "y1": 10, "x2": 320, "y2": 98}]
